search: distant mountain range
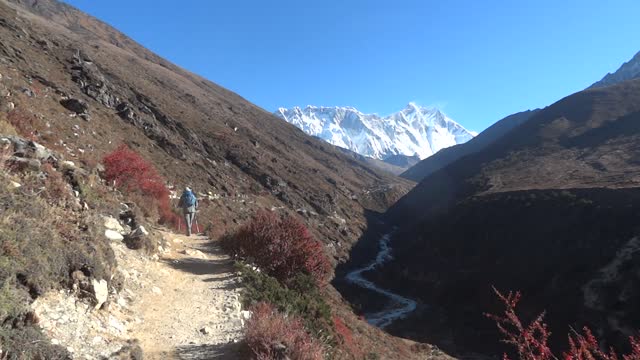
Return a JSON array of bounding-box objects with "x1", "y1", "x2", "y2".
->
[{"x1": 275, "y1": 104, "x2": 475, "y2": 168}]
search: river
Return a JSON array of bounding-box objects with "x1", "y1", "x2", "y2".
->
[{"x1": 345, "y1": 232, "x2": 417, "y2": 328}]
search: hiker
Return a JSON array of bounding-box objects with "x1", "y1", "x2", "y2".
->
[{"x1": 178, "y1": 186, "x2": 198, "y2": 236}]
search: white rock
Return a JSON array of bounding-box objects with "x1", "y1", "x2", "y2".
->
[
  {"x1": 182, "y1": 249, "x2": 206, "y2": 259},
  {"x1": 109, "y1": 316, "x2": 125, "y2": 333},
  {"x1": 6, "y1": 102, "x2": 14, "y2": 111},
  {"x1": 60, "y1": 160, "x2": 76, "y2": 170},
  {"x1": 9, "y1": 181, "x2": 21, "y2": 188},
  {"x1": 104, "y1": 229, "x2": 124, "y2": 241},
  {"x1": 241, "y1": 310, "x2": 252, "y2": 320},
  {"x1": 92, "y1": 279, "x2": 108, "y2": 309},
  {"x1": 138, "y1": 225, "x2": 149, "y2": 236},
  {"x1": 51, "y1": 339, "x2": 60, "y2": 345},
  {"x1": 200, "y1": 326, "x2": 213, "y2": 335},
  {"x1": 103, "y1": 216, "x2": 125, "y2": 233},
  {"x1": 117, "y1": 297, "x2": 127, "y2": 308},
  {"x1": 151, "y1": 286, "x2": 162, "y2": 295}
]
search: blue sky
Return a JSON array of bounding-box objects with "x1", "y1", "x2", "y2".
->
[{"x1": 64, "y1": 0, "x2": 640, "y2": 132}]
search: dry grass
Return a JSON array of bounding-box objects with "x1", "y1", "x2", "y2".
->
[
  {"x1": 0, "y1": 119, "x2": 18, "y2": 136},
  {"x1": 0, "y1": 167, "x2": 117, "y2": 358}
]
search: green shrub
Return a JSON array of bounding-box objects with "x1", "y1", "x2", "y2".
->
[{"x1": 237, "y1": 263, "x2": 333, "y2": 341}]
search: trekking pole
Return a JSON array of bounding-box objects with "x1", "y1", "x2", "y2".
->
[{"x1": 194, "y1": 212, "x2": 200, "y2": 234}]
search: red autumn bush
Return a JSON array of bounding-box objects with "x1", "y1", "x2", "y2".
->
[
  {"x1": 245, "y1": 302, "x2": 324, "y2": 360},
  {"x1": 486, "y1": 288, "x2": 640, "y2": 360},
  {"x1": 223, "y1": 210, "x2": 331, "y2": 285},
  {"x1": 102, "y1": 144, "x2": 179, "y2": 227},
  {"x1": 6, "y1": 109, "x2": 39, "y2": 139},
  {"x1": 332, "y1": 315, "x2": 361, "y2": 358}
]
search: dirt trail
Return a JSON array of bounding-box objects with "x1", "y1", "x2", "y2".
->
[{"x1": 129, "y1": 231, "x2": 245, "y2": 359}]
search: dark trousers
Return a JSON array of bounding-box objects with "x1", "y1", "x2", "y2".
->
[{"x1": 184, "y1": 212, "x2": 195, "y2": 236}]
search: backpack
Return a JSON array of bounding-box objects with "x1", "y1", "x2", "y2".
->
[{"x1": 181, "y1": 190, "x2": 196, "y2": 207}]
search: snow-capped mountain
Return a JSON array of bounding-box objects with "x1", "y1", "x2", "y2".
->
[{"x1": 275, "y1": 103, "x2": 475, "y2": 160}]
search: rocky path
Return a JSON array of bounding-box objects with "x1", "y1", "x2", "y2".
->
[
  {"x1": 31, "y1": 226, "x2": 246, "y2": 359},
  {"x1": 129, "y1": 231, "x2": 245, "y2": 359}
]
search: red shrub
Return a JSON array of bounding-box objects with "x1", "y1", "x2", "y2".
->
[
  {"x1": 6, "y1": 109, "x2": 39, "y2": 139},
  {"x1": 223, "y1": 210, "x2": 331, "y2": 285},
  {"x1": 486, "y1": 288, "x2": 640, "y2": 360},
  {"x1": 333, "y1": 315, "x2": 361, "y2": 358},
  {"x1": 245, "y1": 302, "x2": 324, "y2": 360},
  {"x1": 102, "y1": 145, "x2": 179, "y2": 227}
]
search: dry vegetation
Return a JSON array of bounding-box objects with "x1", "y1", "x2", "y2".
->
[{"x1": 0, "y1": 166, "x2": 115, "y2": 358}]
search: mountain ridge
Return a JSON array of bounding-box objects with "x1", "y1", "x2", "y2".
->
[
  {"x1": 275, "y1": 103, "x2": 475, "y2": 162},
  {"x1": 590, "y1": 50, "x2": 640, "y2": 88}
]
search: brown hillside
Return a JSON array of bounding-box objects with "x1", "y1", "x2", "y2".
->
[
  {"x1": 0, "y1": 0, "x2": 413, "y2": 263},
  {"x1": 0, "y1": 0, "x2": 438, "y2": 358}
]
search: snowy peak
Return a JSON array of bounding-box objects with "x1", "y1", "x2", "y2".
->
[{"x1": 275, "y1": 104, "x2": 475, "y2": 160}]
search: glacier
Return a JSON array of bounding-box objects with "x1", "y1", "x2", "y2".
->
[{"x1": 275, "y1": 103, "x2": 475, "y2": 160}]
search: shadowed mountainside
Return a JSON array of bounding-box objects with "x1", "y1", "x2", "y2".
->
[
  {"x1": 401, "y1": 109, "x2": 538, "y2": 182},
  {"x1": 368, "y1": 78, "x2": 640, "y2": 356}
]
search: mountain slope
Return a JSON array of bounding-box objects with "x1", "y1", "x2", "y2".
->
[
  {"x1": 0, "y1": 0, "x2": 414, "y2": 259},
  {"x1": 275, "y1": 104, "x2": 475, "y2": 161},
  {"x1": 371, "y1": 78, "x2": 640, "y2": 356},
  {"x1": 0, "y1": 1, "x2": 425, "y2": 358},
  {"x1": 591, "y1": 50, "x2": 640, "y2": 88},
  {"x1": 401, "y1": 109, "x2": 538, "y2": 182}
]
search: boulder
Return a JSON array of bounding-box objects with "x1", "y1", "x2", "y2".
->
[
  {"x1": 91, "y1": 279, "x2": 108, "y2": 309},
  {"x1": 2, "y1": 136, "x2": 57, "y2": 163},
  {"x1": 60, "y1": 98, "x2": 88, "y2": 114},
  {"x1": 60, "y1": 161, "x2": 76, "y2": 171},
  {"x1": 103, "y1": 216, "x2": 125, "y2": 234},
  {"x1": 104, "y1": 229, "x2": 124, "y2": 241},
  {"x1": 31, "y1": 142, "x2": 52, "y2": 161},
  {"x1": 123, "y1": 226, "x2": 149, "y2": 250},
  {"x1": 182, "y1": 248, "x2": 206, "y2": 259}
]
